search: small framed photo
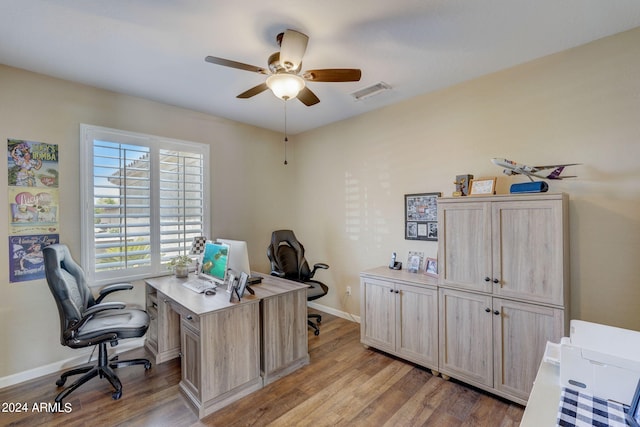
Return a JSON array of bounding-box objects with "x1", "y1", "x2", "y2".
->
[
  {"x1": 407, "y1": 251, "x2": 424, "y2": 273},
  {"x1": 405, "y1": 192, "x2": 441, "y2": 241},
  {"x1": 226, "y1": 271, "x2": 236, "y2": 293},
  {"x1": 237, "y1": 272, "x2": 249, "y2": 298},
  {"x1": 424, "y1": 257, "x2": 438, "y2": 278},
  {"x1": 469, "y1": 178, "x2": 497, "y2": 195}
]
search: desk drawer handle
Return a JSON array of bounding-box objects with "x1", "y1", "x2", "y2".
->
[{"x1": 186, "y1": 315, "x2": 193, "y2": 321}]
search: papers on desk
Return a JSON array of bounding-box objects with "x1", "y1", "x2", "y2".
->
[{"x1": 557, "y1": 387, "x2": 629, "y2": 427}]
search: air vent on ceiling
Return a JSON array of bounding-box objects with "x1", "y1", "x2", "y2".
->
[{"x1": 350, "y1": 82, "x2": 391, "y2": 101}]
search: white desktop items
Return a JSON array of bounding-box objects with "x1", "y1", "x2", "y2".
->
[
  {"x1": 181, "y1": 241, "x2": 229, "y2": 294},
  {"x1": 544, "y1": 320, "x2": 640, "y2": 405},
  {"x1": 216, "y1": 238, "x2": 260, "y2": 289},
  {"x1": 216, "y1": 238, "x2": 251, "y2": 278}
]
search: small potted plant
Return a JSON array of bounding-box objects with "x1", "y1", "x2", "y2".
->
[{"x1": 167, "y1": 255, "x2": 192, "y2": 278}]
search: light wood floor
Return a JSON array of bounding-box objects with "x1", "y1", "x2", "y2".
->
[{"x1": 0, "y1": 309, "x2": 524, "y2": 426}]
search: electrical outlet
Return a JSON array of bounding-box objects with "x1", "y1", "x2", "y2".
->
[{"x1": 346, "y1": 286, "x2": 352, "y2": 296}]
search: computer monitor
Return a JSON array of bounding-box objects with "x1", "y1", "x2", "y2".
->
[
  {"x1": 216, "y1": 238, "x2": 251, "y2": 276},
  {"x1": 200, "y1": 242, "x2": 229, "y2": 286}
]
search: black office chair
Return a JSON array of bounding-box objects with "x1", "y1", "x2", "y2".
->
[
  {"x1": 43, "y1": 244, "x2": 151, "y2": 403},
  {"x1": 267, "y1": 230, "x2": 329, "y2": 336}
]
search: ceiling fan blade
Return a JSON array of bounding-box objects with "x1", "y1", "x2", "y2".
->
[
  {"x1": 205, "y1": 56, "x2": 268, "y2": 75},
  {"x1": 237, "y1": 83, "x2": 269, "y2": 99},
  {"x1": 302, "y1": 69, "x2": 362, "y2": 82},
  {"x1": 279, "y1": 29, "x2": 308, "y2": 72},
  {"x1": 297, "y1": 87, "x2": 320, "y2": 106}
]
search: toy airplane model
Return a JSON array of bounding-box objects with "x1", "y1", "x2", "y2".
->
[{"x1": 492, "y1": 158, "x2": 579, "y2": 181}]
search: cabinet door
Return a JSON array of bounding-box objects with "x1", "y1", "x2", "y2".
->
[
  {"x1": 361, "y1": 277, "x2": 395, "y2": 352},
  {"x1": 492, "y1": 200, "x2": 566, "y2": 305},
  {"x1": 181, "y1": 321, "x2": 201, "y2": 401},
  {"x1": 439, "y1": 288, "x2": 493, "y2": 386},
  {"x1": 493, "y1": 298, "x2": 563, "y2": 401},
  {"x1": 158, "y1": 293, "x2": 181, "y2": 356},
  {"x1": 397, "y1": 283, "x2": 438, "y2": 368},
  {"x1": 438, "y1": 201, "x2": 492, "y2": 293}
]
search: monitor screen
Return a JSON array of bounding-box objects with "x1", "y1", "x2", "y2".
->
[
  {"x1": 216, "y1": 238, "x2": 251, "y2": 275},
  {"x1": 200, "y1": 242, "x2": 229, "y2": 285}
]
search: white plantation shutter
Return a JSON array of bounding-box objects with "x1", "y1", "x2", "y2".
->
[{"x1": 80, "y1": 125, "x2": 209, "y2": 285}]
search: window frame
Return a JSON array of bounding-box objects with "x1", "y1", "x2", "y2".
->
[{"x1": 80, "y1": 124, "x2": 210, "y2": 286}]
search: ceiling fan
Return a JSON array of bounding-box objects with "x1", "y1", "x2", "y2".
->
[{"x1": 205, "y1": 29, "x2": 362, "y2": 106}]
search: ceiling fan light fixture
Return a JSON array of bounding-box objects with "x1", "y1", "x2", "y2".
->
[{"x1": 266, "y1": 73, "x2": 305, "y2": 100}]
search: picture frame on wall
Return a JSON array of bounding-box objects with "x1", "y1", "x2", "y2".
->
[
  {"x1": 405, "y1": 192, "x2": 441, "y2": 241},
  {"x1": 469, "y1": 177, "x2": 497, "y2": 195}
]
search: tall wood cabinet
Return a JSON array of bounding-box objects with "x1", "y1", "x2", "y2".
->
[
  {"x1": 437, "y1": 193, "x2": 569, "y2": 404},
  {"x1": 360, "y1": 193, "x2": 570, "y2": 406}
]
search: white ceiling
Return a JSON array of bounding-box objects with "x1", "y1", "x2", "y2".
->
[{"x1": 2, "y1": 1, "x2": 640, "y2": 135}]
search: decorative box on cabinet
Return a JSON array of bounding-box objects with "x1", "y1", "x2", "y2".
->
[
  {"x1": 437, "y1": 193, "x2": 570, "y2": 405},
  {"x1": 360, "y1": 267, "x2": 439, "y2": 373}
]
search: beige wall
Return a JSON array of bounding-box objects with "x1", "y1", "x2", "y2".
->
[
  {"x1": 1, "y1": 26, "x2": 639, "y2": 383},
  {"x1": 292, "y1": 27, "x2": 640, "y2": 331},
  {"x1": 0, "y1": 66, "x2": 294, "y2": 379}
]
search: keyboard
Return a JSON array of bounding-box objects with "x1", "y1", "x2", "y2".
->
[{"x1": 182, "y1": 278, "x2": 217, "y2": 294}]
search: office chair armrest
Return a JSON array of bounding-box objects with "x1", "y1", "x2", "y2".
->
[
  {"x1": 84, "y1": 302, "x2": 126, "y2": 316},
  {"x1": 309, "y1": 262, "x2": 329, "y2": 278},
  {"x1": 270, "y1": 269, "x2": 286, "y2": 278},
  {"x1": 63, "y1": 302, "x2": 126, "y2": 341},
  {"x1": 95, "y1": 283, "x2": 134, "y2": 303}
]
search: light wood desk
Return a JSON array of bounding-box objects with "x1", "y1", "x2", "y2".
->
[{"x1": 145, "y1": 273, "x2": 309, "y2": 419}]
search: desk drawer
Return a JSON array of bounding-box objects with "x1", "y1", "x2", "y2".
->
[
  {"x1": 171, "y1": 304, "x2": 200, "y2": 332},
  {"x1": 181, "y1": 311, "x2": 200, "y2": 331}
]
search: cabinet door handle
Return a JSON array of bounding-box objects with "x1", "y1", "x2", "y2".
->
[
  {"x1": 186, "y1": 315, "x2": 193, "y2": 320},
  {"x1": 389, "y1": 289, "x2": 394, "y2": 293},
  {"x1": 493, "y1": 278, "x2": 499, "y2": 284},
  {"x1": 484, "y1": 277, "x2": 491, "y2": 282},
  {"x1": 395, "y1": 290, "x2": 400, "y2": 294},
  {"x1": 485, "y1": 307, "x2": 491, "y2": 313},
  {"x1": 494, "y1": 310, "x2": 500, "y2": 315}
]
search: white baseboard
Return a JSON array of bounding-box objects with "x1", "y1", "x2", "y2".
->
[
  {"x1": 0, "y1": 338, "x2": 145, "y2": 390},
  {"x1": 308, "y1": 301, "x2": 360, "y2": 324}
]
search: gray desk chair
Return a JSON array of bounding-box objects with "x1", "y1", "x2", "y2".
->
[
  {"x1": 43, "y1": 244, "x2": 151, "y2": 403},
  {"x1": 267, "y1": 230, "x2": 329, "y2": 336}
]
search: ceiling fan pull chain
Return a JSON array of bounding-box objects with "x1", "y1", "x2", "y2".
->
[{"x1": 283, "y1": 100, "x2": 288, "y2": 165}]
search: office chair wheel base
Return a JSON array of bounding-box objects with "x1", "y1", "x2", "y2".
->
[
  {"x1": 55, "y1": 378, "x2": 66, "y2": 387},
  {"x1": 314, "y1": 329, "x2": 320, "y2": 336},
  {"x1": 144, "y1": 362, "x2": 152, "y2": 370},
  {"x1": 112, "y1": 390, "x2": 122, "y2": 400}
]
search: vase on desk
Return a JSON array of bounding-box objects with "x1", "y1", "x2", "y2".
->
[{"x1": 174, "y1": 265, "x2": 189, "y2": 278}]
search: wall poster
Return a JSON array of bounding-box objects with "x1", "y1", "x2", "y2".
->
[{"x1": 7, "y1": 139, "x2": 59, "y2": 282}]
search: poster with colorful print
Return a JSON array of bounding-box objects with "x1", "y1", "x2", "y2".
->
[
  {"x1": 7, "y1": 139, "x2": 59, "y2": 188},
  {"x1": 8, "y1": 234, "x2": 58, "y2": 283},
  {"x1": 8, "y1": 187, "x2": 59, "y2": 235}
]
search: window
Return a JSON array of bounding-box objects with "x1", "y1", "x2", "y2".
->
[{"x1": 80, "y1": 124, "x2": 209, "y2": 285}]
